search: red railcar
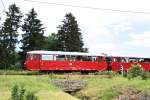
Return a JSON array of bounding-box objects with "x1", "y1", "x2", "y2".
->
[
  {"x1": 108, "y1": 56, "x2": 150, "y2": 72},
  {"x1": 25, "y1": 51, "x2": 108, "y2": 71}
]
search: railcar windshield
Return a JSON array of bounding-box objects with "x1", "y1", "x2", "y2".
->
[{"x1": 26, "y1": 54, "x2": 33, "y2": 60}]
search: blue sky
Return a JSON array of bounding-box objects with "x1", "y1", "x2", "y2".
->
[{"x1": 1, "y1": 0, "x2": 150, "y2": 57}]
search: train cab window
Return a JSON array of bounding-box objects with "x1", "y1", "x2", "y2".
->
[
  {"x1": 42, "y1": 55, "x2": 53, "y2": 60},
  {"x1": 26, "y1": 54, "x2": 33, "y2": 60},
  {"x1": 26, "y1": 54, "x2": 30, "y2": 60},
  {"x1": 33, "y1": 54, "x2": 40, "y2": 60}
]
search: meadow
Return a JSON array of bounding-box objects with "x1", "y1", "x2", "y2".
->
[{"x1": 0, "y1": 73, "x2": 150, "y2": 100}]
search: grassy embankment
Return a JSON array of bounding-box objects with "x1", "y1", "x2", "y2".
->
[
  {"x1": 0, "y1": 75, "x2": 78, "y2": 100},
  {"x1": 0, "y1": 71, "x2": 150, "y2": 100},
  {"x1": 75, "y1": 75, "x2": 150, "y2": 100}
]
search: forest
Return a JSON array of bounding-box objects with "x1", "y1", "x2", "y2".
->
[{"x1": 0, "y1": 3, "x2": 87, "y2": 69}]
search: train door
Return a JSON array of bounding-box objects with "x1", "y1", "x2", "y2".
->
[
  {"x1": 97, "y1": 56, "x2": 108, "y2": 71},
  {"x1": 106, "y1": 57, "x2": 112, "y2": 71},
  {"x1": 32, "y1": 54, "x2": 40, "y2": 70}
]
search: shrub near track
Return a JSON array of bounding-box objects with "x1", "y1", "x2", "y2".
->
[{"x1": 127, "y1": 64, "x2": 150, "y2": 80}]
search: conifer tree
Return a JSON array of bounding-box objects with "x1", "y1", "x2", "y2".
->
[
  {"x1": 57, "y1": 13, "x2": 84, "y2": 52},
  {"x1": 21, "y1": 8, "x2": 46, "y2": 54},
  {"x1": 2, "y1": 4, "x2": 22, "y2": 53},
  {"x1": 0, "y1": 4, "x2": 22, "y2": 68}
]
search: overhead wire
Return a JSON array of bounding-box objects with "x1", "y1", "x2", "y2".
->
[{"x1": 23, "y1": 0, "x2": 150, "y2": 15}]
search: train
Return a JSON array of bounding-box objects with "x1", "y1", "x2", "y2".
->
[{"x1": 24, "y1": 50, "x2": 150, "y2": 72}]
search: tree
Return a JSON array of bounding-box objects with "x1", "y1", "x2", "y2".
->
[
  {"x1": 45, "y1": 33, "x2": 59, "y2": 51},
  {"x1": 0, "y1": 4, "x2": 22, "y2": 68},
  {"x1": 2, "y1": 4, "x2": 22, "y2": 53},
  {"x1": 21, "y1": 8, "x2": 46, "y2": 54},
  {"x1": 57, "y1": 13, "x2": 84, "y2": 52}
]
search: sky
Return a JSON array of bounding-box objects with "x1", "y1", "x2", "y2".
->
[{"x1": 1, "y1": 0, "x2": 150, "y2": 57}]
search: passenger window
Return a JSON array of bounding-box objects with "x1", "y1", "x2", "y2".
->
[
  {"x1": 76, "y1": 56, "x2": 96, "y2": 62},
  {"x1": 56, "y1": 55, "x2": 66, "y2": 61},
  {"x1": 42, "y1": 55, "x2": 53, "y2": 60},
  {"x1": 91, "y1": 57, "x2": 97, "y2": 62},
  {"x1": 66, "y1": 55, "x2": 76, "y2": 61}
]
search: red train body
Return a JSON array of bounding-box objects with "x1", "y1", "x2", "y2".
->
[
  {"x1": 25, "y1": 51, "x2": 107, "y2": 71},
  {"x1": 109, "y1": 56, "x2": 150, "y2": 72},
  {"x1": 24, "y1": 50, "x2": 150, "y2": 72}
]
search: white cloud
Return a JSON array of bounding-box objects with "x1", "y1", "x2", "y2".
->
[
  {"x1": 108, "y1": 21, "x2": 132, "y2": 34},
  {"x1": 89, "y1": 43, "x2": 116, "y2": 54},
  {"x1": 127, "y1": 31, "x2": 150, "y2": 47},
  {"x1": 2, "y1": 0, "x2": 150, "y2": 56}
]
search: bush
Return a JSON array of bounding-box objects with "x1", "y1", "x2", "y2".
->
[
  {"x1": 140, "y1": 71, "x2": 150, "y2": 80},
  {"x1": 11, "y1": 85, "x2": 38, "y2": 100},
  {"x1": 11, "y1": 85, "x2": 25, "y2": 100},
  {"x1": 11, "y1": 85, "x2": 19, "y2": 100},
  {"x1": 25, "y1": 92, "x2": 38, "y2": 100},
  {"x1": 127, "y1": 64, "x2": 148, "y2": 80}
]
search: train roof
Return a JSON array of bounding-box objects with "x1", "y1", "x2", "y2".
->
[
  {"x1": 27, "y1": 50, "x2": 105, "y2": 56},
  {"x1": 108, "y1": 55, "x2": 150, "y2": 59}
]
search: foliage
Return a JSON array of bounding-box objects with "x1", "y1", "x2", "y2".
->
[
  {"x1": 2, "y1": 3, "x2": 22, "y2": 53},
  {"x1": 140, "y1": 71, "x2": 150, "y2": 80},
  {"x1": 21, "y1": 8, "x2": 46, "y2": 55},
  {"x1": 45, "y1": 33, "x2": 59, "y2": 51},
  {"x1": 57, "y1": 13, "x2": 84, "y2": 52},
  {"x1": 11, "y1": 85, "x2": 25, "y2": 100},
  {"x1": 127, "y1": 64, "x2": 149, "y2": 80},
  {"x1": 0, "y1": 4, "x2": 22, "y2": 69},
  {"x1": 25, "y1": 92, "x2": 38, "y2": 100},
  {"x1": 11, "y1": 85, "x2": 19, "y2": 100},
  {"x1": 11, "y1": 85, "x2": 38, "y2": 100}
]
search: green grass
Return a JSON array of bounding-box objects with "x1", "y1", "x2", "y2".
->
[
  {"x1": 0, "y1": 74, "x2": 150, "y2": 100},
  {"x1": 0, "y1": 75, "x2": 78, "y2": 100},
  {"x1": 75, "y1": 75, "x2": 150, "y2": 100},
  {"x1": 0, "y1": 70, "x2": 42, "y2": 75}
]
